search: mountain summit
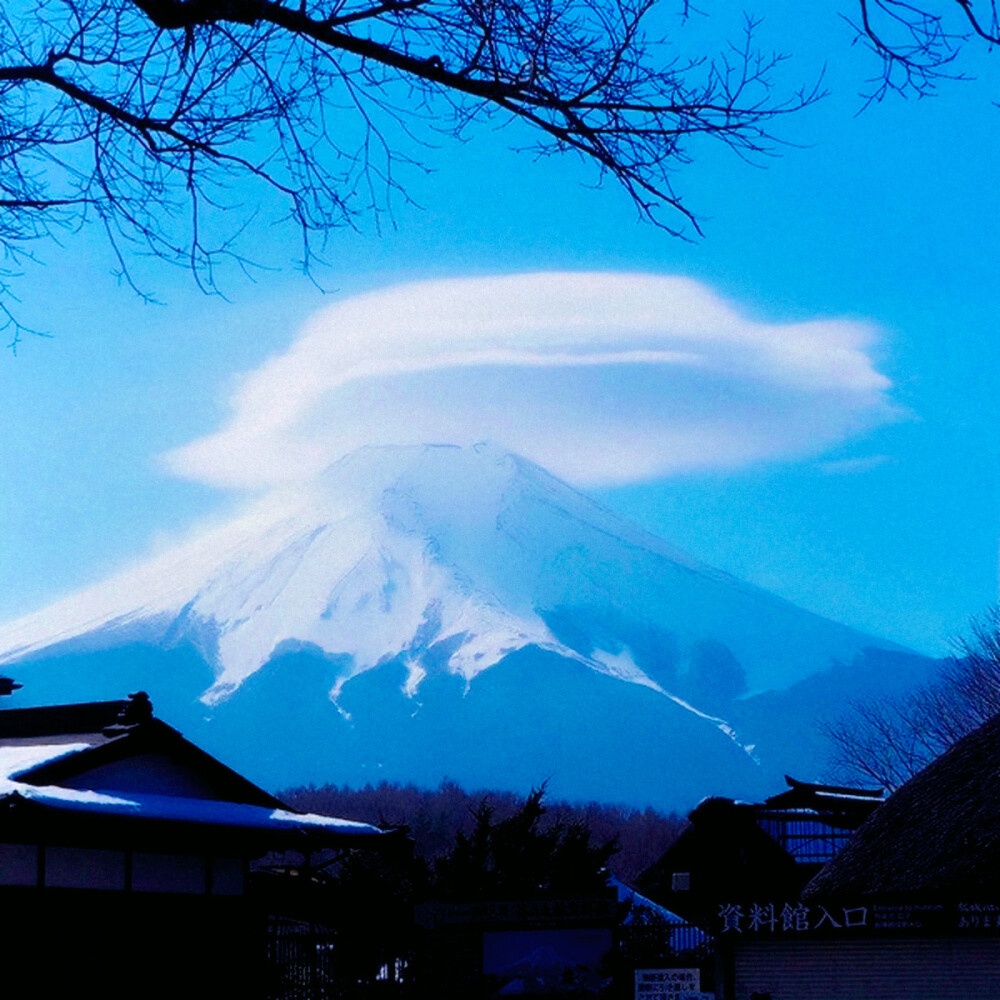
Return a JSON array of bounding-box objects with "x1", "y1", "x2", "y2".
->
[{"x1": 0, "y1": 444, "x2": 929, "y2": 807}]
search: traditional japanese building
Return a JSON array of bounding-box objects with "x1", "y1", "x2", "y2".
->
[
  {"x1": 714, "y1": 717, "x2": 1000, "y2": 999},
  {"x1": 0, "y1": 690, "x2": 396, "y2": 998},
  {"x1": 636, "y1": 776, "x2": 883, "y2": 924}
]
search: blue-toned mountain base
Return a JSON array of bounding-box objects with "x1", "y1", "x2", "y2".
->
[{"x1": 0, "y1": 445, "x2": 939, "y2": 810}]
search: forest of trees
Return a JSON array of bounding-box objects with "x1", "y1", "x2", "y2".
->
[{"x1": 281, "y1": 779, "x2": 686, "y2": 884}]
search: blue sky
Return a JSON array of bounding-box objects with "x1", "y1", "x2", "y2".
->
[{"x1": 1, "y1": 2, "x2": 997, "y2": 656}]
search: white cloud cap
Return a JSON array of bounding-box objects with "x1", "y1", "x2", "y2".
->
[{"x1": 163, "y1": 271, "x2": 896, "y2": 488}]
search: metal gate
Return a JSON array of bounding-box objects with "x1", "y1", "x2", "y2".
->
[{"x1": 265, "y1": 914, "x2": 415, "y2": 1000}]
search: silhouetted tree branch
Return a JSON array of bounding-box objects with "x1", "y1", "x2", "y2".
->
[
  {"x1": 0, "y1": 0, "x2": 821, "y2": 345},
  {"x1": 826, "y1": 608, "x2": 1000, "y2": 791},
  {"x1": 850, "y1": 0, "x2": 1000, "y2": 102}
]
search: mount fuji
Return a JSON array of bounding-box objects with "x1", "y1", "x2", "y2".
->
[{"x1": 0, "y1": 444, "x2": 935, "y2": 809}]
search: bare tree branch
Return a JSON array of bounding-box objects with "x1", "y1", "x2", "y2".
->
[
  {"x1": 850, "y1": 0, "x2": 999, "y2": 103},
  {"x1": 826, "y1": 608, "x2": 1000, "y2": 791},
  {"x1": 0, "y1": 0, "x2": 820, "y2": 336}
]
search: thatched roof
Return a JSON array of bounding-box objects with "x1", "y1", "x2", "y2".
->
[{"x1": 806, "y1": 712, "x2": 1000, "y2": 898}]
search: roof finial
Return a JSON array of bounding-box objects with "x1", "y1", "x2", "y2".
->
[
  {"x1": 0, "y1": 677, "x2": 21, "y2": 697},
  {"x1": 102, "y1": 691, "x2": 154, "y2": 735}
]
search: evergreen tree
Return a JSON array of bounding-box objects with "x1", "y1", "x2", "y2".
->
[{"x1": 433, "y1": 787, "x2": 617, "y2": 900}]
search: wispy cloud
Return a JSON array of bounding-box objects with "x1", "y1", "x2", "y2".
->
[{"x1": 163, "y1": 272, "x2": 897, "y2": 489}]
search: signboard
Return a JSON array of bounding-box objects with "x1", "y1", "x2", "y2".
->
[
  {"x1": 716, "y1": 901, "x2": 868, "y2": 936},
  {"x1": 635, "y1": 968, "x2": 702, "y2": 997},
  {"x1": 715, "y1": 900, "x2": 1000, "y2": 937}
]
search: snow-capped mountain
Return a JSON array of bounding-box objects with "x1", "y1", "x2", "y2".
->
[{"x1": 0, "y1": 444, "x2": 935, "y2": 808}]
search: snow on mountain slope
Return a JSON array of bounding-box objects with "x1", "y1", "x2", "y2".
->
[{"x1": 0, "y1": 442, "x2": 897, "y2": 714}]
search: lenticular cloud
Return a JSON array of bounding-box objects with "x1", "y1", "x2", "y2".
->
[{"x1": 163, "y1": 272, "x2": 896, "y2": 489}]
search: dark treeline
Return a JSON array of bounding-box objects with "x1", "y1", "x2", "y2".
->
[{"x1": 280, "y1": 780, "x2": 686, "y2": 883}]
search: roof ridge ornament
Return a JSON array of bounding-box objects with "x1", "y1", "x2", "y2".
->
[{"x1": 102, "y1": 691, "x2": 154, "y2": 735}]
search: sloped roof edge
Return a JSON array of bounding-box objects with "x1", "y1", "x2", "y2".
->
[
  {"x1": 805, "y1": 713, "x2": 1000, "y2": 899},
  {"x1": 0, "y1": 782, "x2": 391, "y2": 844}
]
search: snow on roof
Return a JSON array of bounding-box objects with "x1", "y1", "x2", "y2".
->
[
  {"x1": 610, "y1": 877, "x2": 708, "y2": 949},
  {"x1": 0, "y1": 740, "x2": 385, "y2": 840},
  {"x1": 812, "y1": 789, "x2": 886, "y2": 803},
  {"x1": 0, "y1": 713, "x2": 386, "y2": 841},
  {"x1": 0, "y1": 742, "x2": 93, "y2": 780},
  {"x1": 0, "y1": 777, "x2": 386, "y2": 839},
  {"x1": 610, "y1": 876, "x2": 686, "y2": 926}
]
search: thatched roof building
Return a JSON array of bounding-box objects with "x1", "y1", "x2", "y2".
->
[
  {"x1": 712, "y1": 723, "x2": 1000, "y2": 1000},
  {"x1": 806, "y1": 712, "x2": 1000, "y2": 899}
]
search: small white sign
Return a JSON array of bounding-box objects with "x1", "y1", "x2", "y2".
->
[{"x1": 635, "y1": 968, "x2": 701, "y2": 997}]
